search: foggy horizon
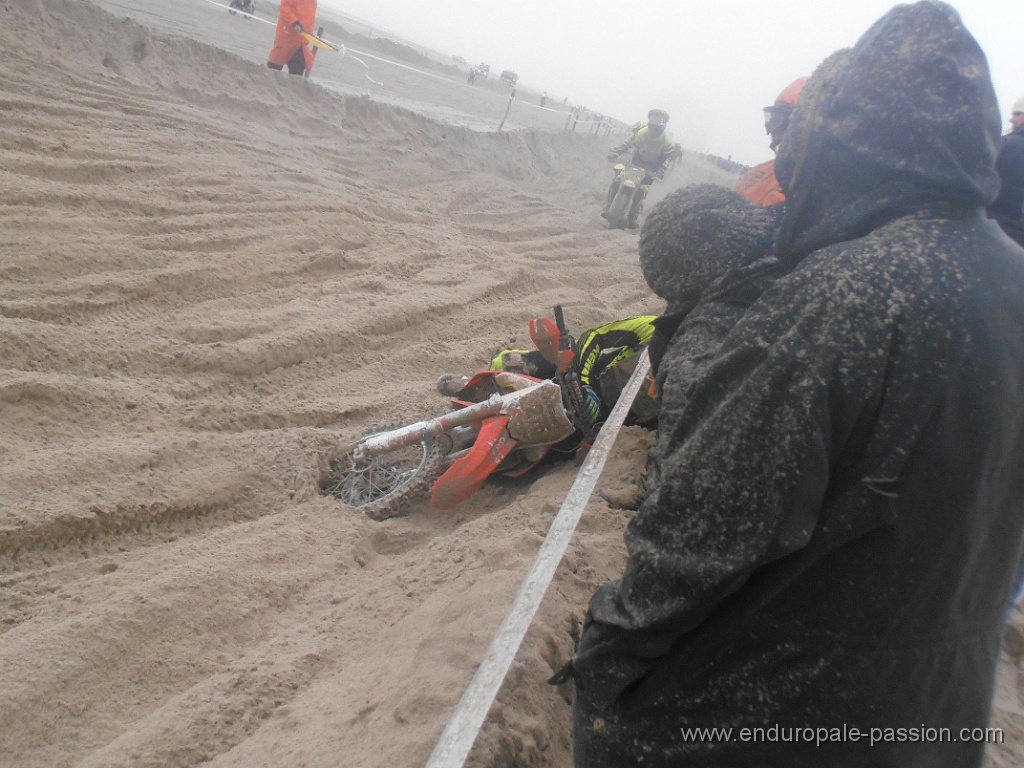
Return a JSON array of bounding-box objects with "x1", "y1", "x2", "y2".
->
[{"x1": 320, "y1": 0, "x2": 1022, "y2": 167}]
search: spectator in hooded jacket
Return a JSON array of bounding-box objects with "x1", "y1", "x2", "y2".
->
[
  {"x1": 623, "y1": 183, "x2": 782, "y2": 505},
  {"x1": 637, "y1": 183, "x2": 780, "y2": 397},
  {"x1": 987, "y1": 95, "x2": 1024, "y2": 247},
  {"x1": 570, "y1": 3, "x2": 1024, "y2": 767},
  {"x1": 734, "y1": 76, "x2": 808, "y2": 207},
  {"x1": 266, "y1": 0, "x2": 317, "y2": 76}
]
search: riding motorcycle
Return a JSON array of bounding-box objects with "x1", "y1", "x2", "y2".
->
[
  {"x1": 228, "y1": 0, "x2": 256, "y2": 16},
  {"x1": 320, "y1": 307, "x2": 596, "y2": 520},
  {"x1": 602, "y1": 164, "x2": 651, "y2": 230}
]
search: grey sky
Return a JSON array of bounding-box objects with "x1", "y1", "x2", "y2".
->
[{"x1": 321, "y1": 0, "x2": 1021, "y2": 167}]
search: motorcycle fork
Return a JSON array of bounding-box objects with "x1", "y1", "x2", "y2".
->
[
  {"x1": 605, "y1": 178, "x2": 621, "y2": 208},
  {"x1": 354, "y1": 394, "x2": 503, "y2": 459},
  {"x1": 443, "y1": 425, "x2": 481, "y2": 461}
]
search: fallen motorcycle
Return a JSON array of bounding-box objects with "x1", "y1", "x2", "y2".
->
[
  {"x1": 603, "y1": 163, "x2": 651, "y2": 229},
  {"x1": 320, "y1": 308, "x2": 592, "y2": 519}
]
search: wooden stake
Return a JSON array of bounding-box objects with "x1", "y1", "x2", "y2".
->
[
  {"x1": 496, "y1": 89, "x2": 515, "y2": 132},
  {"x1": 304, "y1": 25, "x2": 324, "y2": 78}
]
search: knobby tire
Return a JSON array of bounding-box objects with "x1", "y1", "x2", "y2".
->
[
  {"x1": 606, "y1": 186, "x2": 633, "y2": 229},
  {"x1": 321, "y1": 424, "x2": 448, "y2": 520}
]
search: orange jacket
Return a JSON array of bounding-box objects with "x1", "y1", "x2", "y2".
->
[
  {"x1": 735, "y1": 159, "x2": 784, "y2": 206},
  {"x1": 268, "y1": 0, "x2": 317, "y2": 68}
]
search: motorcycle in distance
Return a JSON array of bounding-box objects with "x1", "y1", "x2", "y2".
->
[
  {"x1": 603, "y1": 164, "x2": 650, "y2": 230},
  {"x1": 319, "y1": 307, "x2": 594, "y2": 520},
  {"x1": 228, "y1": 0, "x2": 256, "y2": 16}
]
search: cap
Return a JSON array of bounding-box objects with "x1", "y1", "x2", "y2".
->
[{"x1": 1013, "y1": 95, "x2": 1024, "y2": 115}]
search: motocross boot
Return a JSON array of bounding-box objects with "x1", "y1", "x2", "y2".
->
[{"x1": 437, "y1": 374, "x2": 471, "y2": 397}]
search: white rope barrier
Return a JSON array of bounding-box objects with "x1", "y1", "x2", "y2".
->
[{"x1": 423, "y1": 349, "x2": 652, "y2": 768}]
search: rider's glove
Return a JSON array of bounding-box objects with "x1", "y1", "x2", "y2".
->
[
  {"x1": 653, "y1": 167, "x2": 666, "y2": 180},
  {"x1": 580, "y1": 385, "x2": 602, "y2": 429},
  {"x1": 607, "y1": 152, "x2": 619, "y2": 162}
]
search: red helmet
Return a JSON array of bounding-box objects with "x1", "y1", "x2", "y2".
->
[
  {"x1": 774, "y1": 77, "x2": 808, "y2": 108},
  {"x1": 763, "y1": 77, "x2": 809, "y2": 150}
]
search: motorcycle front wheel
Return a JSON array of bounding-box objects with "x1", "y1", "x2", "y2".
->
[
  {"x1": 320, "y1": 424, "x2": 449, "y2": 520},
  {"x1": 606, "y1": 184, "x2": 634, "y2": 229}
]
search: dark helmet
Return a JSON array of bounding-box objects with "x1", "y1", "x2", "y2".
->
[
  {"x1": 647, "y1": 109, "x2": 669, "y2": 125},
  {"x1": 647, "y1": 109, "x2": 669, "y2": 136}
]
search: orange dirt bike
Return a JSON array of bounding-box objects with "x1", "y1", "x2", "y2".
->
[{"x1": 320, "y1": 307, "x2": 595, "y2": 520}]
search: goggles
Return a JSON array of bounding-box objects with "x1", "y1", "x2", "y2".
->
[{"x1": 763, "y1": 104, "x2": 794, "y2": 135}]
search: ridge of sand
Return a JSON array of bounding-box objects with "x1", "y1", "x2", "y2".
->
[{"x1": 0, "y1": 1, "x2": 1019, "y2": 766}]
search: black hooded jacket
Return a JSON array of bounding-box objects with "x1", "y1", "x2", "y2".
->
[
  {"x1": 987, "y1": 123, "x2": 1024, "y2": 246},
  {"x1": 572, "y1": 4, "x2": 1024, "y2": 767}
]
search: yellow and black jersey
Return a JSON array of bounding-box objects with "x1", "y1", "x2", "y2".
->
[{"x1": 574, "y1": 315, "x2": 657, "y2": 388}]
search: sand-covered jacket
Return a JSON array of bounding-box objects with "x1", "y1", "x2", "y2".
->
[
  {"x1": 576, "y1": 3, "x2": 1024, "y2": 765},
  {"x1": 987, "y1": 123, "x2": 1024, "y2": 246},
  {"x1": 636, "y1": 183, "x2": 779, "y2": 400}
]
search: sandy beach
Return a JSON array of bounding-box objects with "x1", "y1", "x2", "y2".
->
[{"x1": 1, "y1": 0, "x2": 1020, "y2": 766}]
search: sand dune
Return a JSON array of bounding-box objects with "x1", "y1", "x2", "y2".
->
[{"x1": 1, "y1": 1, "x2": 1019, "y2": 766}]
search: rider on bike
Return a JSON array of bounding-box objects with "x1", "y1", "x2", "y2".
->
[{"x1": 603, "y1": 109, "x2": 677, "y2": 229}]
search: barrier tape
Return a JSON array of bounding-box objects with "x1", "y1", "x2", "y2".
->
[{"x1": 423, "y1": 349, "x2": 652, "y2": 768}]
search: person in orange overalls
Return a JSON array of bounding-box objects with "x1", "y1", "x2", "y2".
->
[
  {"x1": 734, "y1": 76, "x2": 808, "y2": 206},
  {"x1": 266, "y1": 0, "x2": 317, "y2": 76}
]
